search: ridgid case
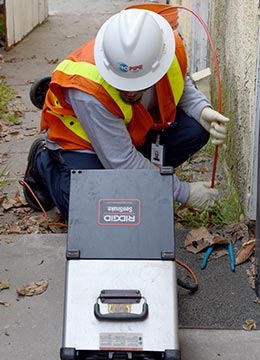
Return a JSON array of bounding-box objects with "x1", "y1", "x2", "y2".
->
[{"x1": 60, "y1": 168, "x2": 181, "y2": 360}]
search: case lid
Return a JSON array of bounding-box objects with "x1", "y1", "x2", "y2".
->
[{"x1": 67, "y1": 169, "x2": 175, "y2": 260}]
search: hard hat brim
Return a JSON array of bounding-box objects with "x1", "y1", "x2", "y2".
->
[{"x1": 94, "y1": 9, "x2": 176, "y2": 91}]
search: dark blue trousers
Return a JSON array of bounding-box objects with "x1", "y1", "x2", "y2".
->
[{"x1": 35, "y1": 108, "x2": 209, "y2": 219}]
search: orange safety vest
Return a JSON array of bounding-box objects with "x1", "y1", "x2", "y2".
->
[{"x1": 41, "y1": 33, "x2": 187, "y2": 150}]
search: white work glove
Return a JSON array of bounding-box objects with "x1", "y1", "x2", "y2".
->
[
  {"x1": 199, "y1": 107, "x2": 229, "y2": 145},
  {"x1": 186, "y1": 181, "x2": 219, "y2": 210}
]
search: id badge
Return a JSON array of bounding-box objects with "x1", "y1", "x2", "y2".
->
[{"x1": 151, "y1": 143, "x2": 165, "y2": 167}]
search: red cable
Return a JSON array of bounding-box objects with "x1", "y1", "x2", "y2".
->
[
  {"x1": 159, "y1": 5, "x2": 222, "y2": 189},
  {"x1": 176, "y1": 258, "x2": 199, "y2": 289},
  {"x1": 19, "y1": 179, "x2": 68, "y2": 229}
]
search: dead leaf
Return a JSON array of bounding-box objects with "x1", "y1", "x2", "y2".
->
[
  {"x1": 44, "y1": 57, "x2": 59, "y2": 64},
  {"x1": 235, "y1": 239, "x2": 255, "y2": 265},
  {"x1": 211, "y1": 235, "x2": 229, "y2": 245},
  {"x1": 184, "y1": 227, "x2": 215, "y2": 254},
  {"x1": 0, "y1": 300, "x2": 10, "y2": 307},
  {"x1": 192, "y1": 155, "x2": 209, "y2": 163},
  {"x1": 65, "y1": 34, "x2": 76, "y2": 39},
  {"x1": 6, "y1": 224, "x2": 21, "y2": 234},
  {"x1": 206, "y1": 248, "x2": 228, "y2": 261},
  {"x1": 246, "y1": 262, "x2": 256, "y2": 289},
  {"x1": 14, "y1": 191, "x2": 28, "y2": 205},
  {"x1": 27, "y1": 214, "x2": 46, "y2": 226},
  {"x1": 2, "y1": 191, "x2": 27, "y2": 210},
  {"x1": 225, "y1": 222, "x2": 250, "y2": 243},
  {"x1": 0, "y1": 279, "x2": 10, "y2": 291},
  {"x1": 0, "y1": 191, "x2": 4, "y2": 205},
  {"x1": 25, "y1": 128, "x2": 40, "y2": 136},
  {"x1": 4, "y1": 238, "x2": 14, "y2": 244},
  {"x1": 2, "y1": 198, "x2": 16, "y2": 210},
  {"x1": 16, "y1": 280, "x2": 48, "y2": 297},
  {"x1": 16, "y1": 134, "x2": 24, "y2": 140},
  {"x1": 3, "y1": 135, "x2": 11, "y2": 142},
  {"x1": 242, "y1": 319, "x2": 257, "y2": 331}
]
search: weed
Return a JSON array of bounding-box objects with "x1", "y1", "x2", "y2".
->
[
  {"x1": 0, "y1": 78, "x2": 19, "y2": 190},
  {"x1": 175, "y1": 144, "x2": 243, "y2": 229},
  {"x1": 0, "y1": 167, "x2": 15, "y2": 188},
  {"x1": 0, "y1": 79, "x2": 18, "y2": 122}
]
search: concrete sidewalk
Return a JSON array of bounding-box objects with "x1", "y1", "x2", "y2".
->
[
  {"x1": 1, "y1": 233, "x2": 259, "y2": 360},
  {"x1": 0, "y1": 1, "x2": 259, "y2": 359}
]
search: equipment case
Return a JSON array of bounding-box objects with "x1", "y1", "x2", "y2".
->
[{"x1": 60, "y1": 168, "x2": 181, "y2": 360}]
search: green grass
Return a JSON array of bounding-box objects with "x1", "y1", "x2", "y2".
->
[
  {"x1": 0, "y1": 166, "x2": 15, "y2": 188},
  {"x1": 0, "y1": 79, "x2": 18, "y2": 122},
  {"x1": 175, "y1": 181, "x2": 243, "y2": 229},
  {"x1": 0, "y1": 77, "x2": 19, "y2": 189},
  {"x1": 175, "y1": 143, "x2": 243, "y2": 229}
]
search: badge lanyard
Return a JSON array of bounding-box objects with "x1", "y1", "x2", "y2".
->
[{"x1": 151, "y1": 133, "x2": 165, "y2": 167}]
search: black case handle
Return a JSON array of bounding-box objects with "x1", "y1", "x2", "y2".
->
[{"x1": 94, "y1": 302, "x2": 149, "y2": 322}]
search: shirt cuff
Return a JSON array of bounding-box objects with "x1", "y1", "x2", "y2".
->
[{"x1": 173, "y1": 176, "x2": 190, "y2": 204}]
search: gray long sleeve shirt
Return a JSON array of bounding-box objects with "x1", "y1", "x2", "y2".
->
[{"x1": 46, "y1": 75, "x2": 211, "y2": 204}]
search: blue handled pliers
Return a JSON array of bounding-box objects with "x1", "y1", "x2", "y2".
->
[{"x1": 201, "y1": 242, "x2": 235, "y2": 272}]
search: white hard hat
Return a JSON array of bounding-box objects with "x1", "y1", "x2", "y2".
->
[{"x1": 94, "y1": 9, "x2": 175, "y2": 91}]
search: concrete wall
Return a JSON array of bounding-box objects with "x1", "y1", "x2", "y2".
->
[
  {"x1": 209, "y1": 0, "x2": 260, "y2": 218},
  {"x1": 170, "y1": 0, "x2": 260, "y2": 219}
]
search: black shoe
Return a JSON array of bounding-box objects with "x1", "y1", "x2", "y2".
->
[{"x1": 23, "y1": 137, "x2": 55, "y2": 211}]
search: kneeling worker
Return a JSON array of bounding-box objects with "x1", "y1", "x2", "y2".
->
[{"x1": 23, "y1": 8, "x2": 229, "y2": 220}]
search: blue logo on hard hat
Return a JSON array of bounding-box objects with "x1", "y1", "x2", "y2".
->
[
  {"x1": 118, "y1": 63, "x2": 128, "y2": 73},
  {"x1": 118, "y1": 62, "x2": 143, "y2": 73}
]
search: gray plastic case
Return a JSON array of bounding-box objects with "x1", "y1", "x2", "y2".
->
[{"x1": 67, "y1": 169, "x2": 175, "y2": 260}]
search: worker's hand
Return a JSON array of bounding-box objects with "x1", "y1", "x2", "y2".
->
[
  {"x1": 199, "y1": 107, "x2": 229, "y2": 145},
  {"x1": 186, "y1": 181, "x2": 219, "y2": 210}
]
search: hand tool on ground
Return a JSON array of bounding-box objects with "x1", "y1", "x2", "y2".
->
[{"x1": 201, "y1": 242, "x2": 235, "y2": 272}]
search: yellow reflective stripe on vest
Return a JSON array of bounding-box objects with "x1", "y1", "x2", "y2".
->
[
  {"x1": 47, "y1": 108, "x2": 91, "y2": 143},
  {"x1": 55, "y1": 60, "x2": 132, "y2": 125},
  {"x1": 167, "y1": 56, "x2": 184, "y2": 105}
]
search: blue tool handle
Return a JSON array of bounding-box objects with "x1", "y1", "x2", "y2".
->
[
  {"x1": 228, "y1": 243, "x2": 235, "y2": 272},
  {"x1": 201, "y1": 245, "x2": 214, "y2": 270}
]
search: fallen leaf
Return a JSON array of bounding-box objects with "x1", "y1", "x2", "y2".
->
[
  {"x1": 4, "y1": 238, "x2": 14, "y2": 244},
  {"x1": 65, "y1": 34, "x2": 76, "y2": 39},
  {"x1": 44, "y1": 57, "x2": 59, "y2": 64},
  {"x1": 0, "y1": 279, "x2": 10, "y2": 291},
  {"x1": 225, "y1": 222, "x2": 250, "y2": 243},
  {"x1": 0, "y1": 191, "x2": 4, "y2": 205},
  {"x1": 235, "y1": 239, "x2": 255, "y2": 265},
  {"x1": 246, "y1": 262, "x2": 256, "y2": 289},
  {"x1": 16, "y1": 280, "x2": 48, "y2": 297},
  {"x1": 27, "y1": 214, "x2": 46, "y2": 226},
  {"x1": 200, "y1": 166, "x2": 208, "y2": 173},
  {"x1": 2, "y1": 191, "x2": 28, "y2": 210},
  {"x1": 25, "y1": 128, "x2": 40, "y2": 136},
  {"x1": 6, "y1": 224, "x2": 21, "y2": 234},
  {"x1": 205, "y1": 247, "x2": 228, "y2": 261},
  {"x1": 0, "y1": 300, "x2": 10, "y2": 307},
  {"x1": 184, "y1": 227, "x2": 215, "y2": 253},
  {"x1": 4, "y1": 135, "x2": 11, "y2": 142},
  {"x1": 242, "y1": 319, "x2": 257, "y2": 331}
]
